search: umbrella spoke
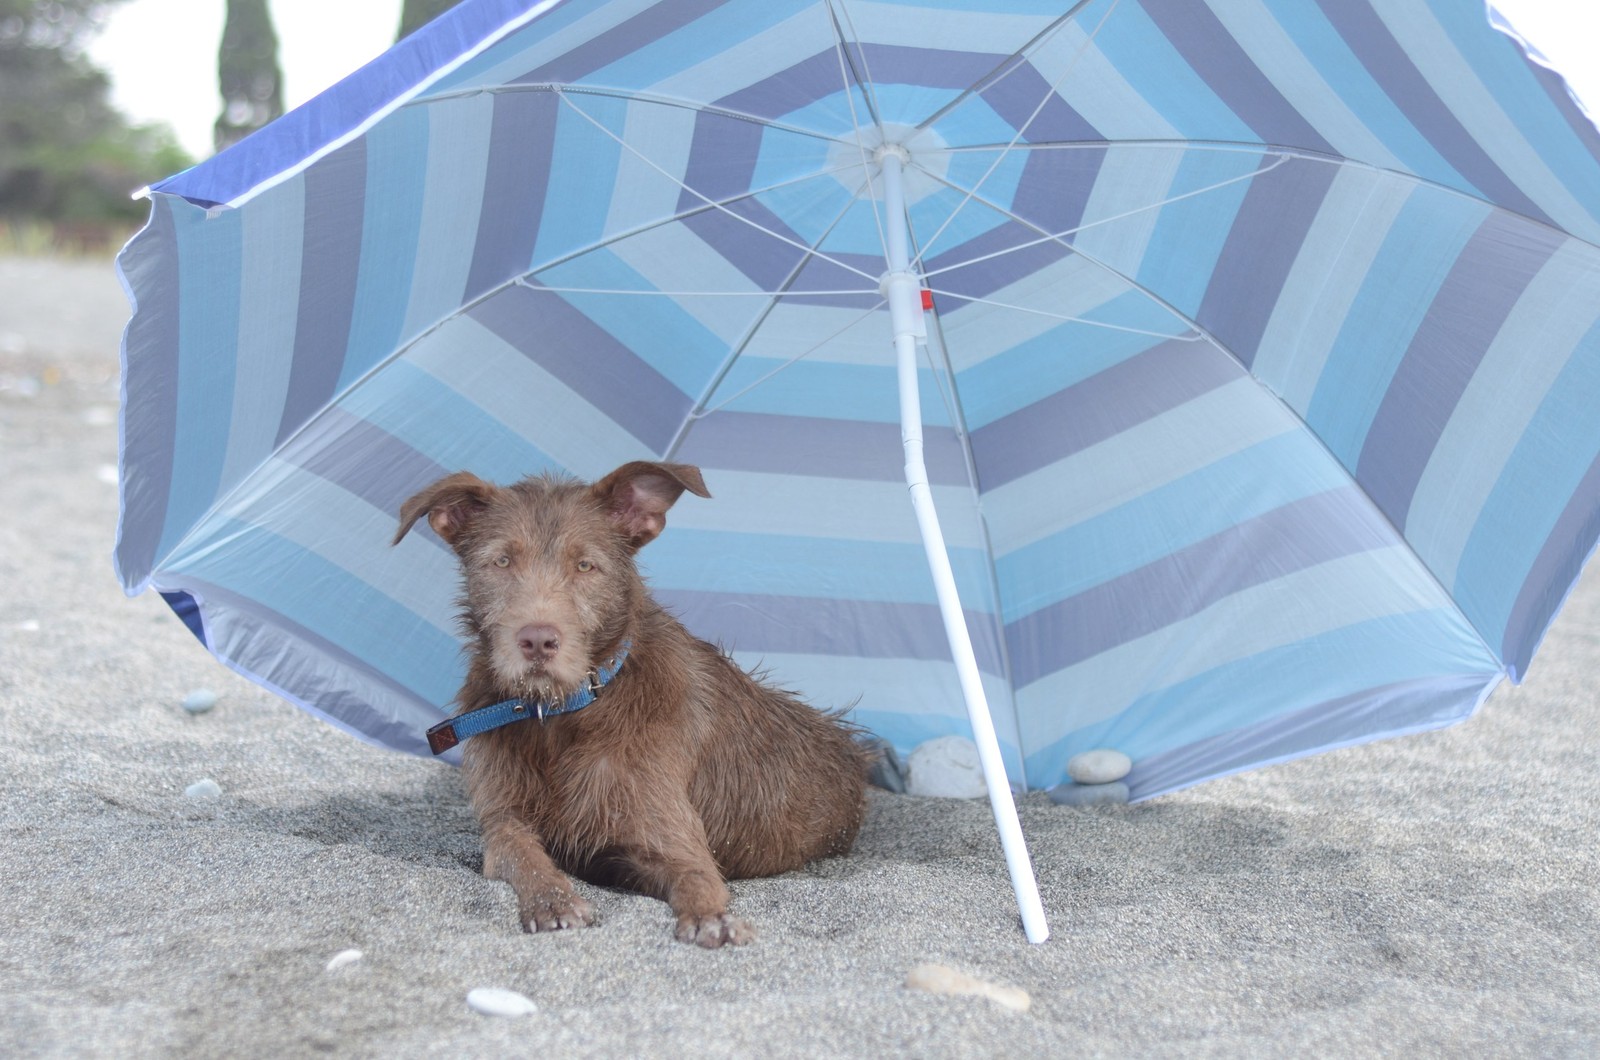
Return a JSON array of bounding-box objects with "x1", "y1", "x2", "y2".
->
[
  {"x1": 555, "y1": 87, "x2": 882, "y2": 285},
  {"x1": 918, "y1": 152, "x2": 1292, "y2": 283},
  {"x1": 910, "y1": 163, "x2": 1223, "y2": 357},
  {"x1": 687, "y1": 299, "x2": 887, "y2": 421},
  {"x1": 824, "y1": 0, "x2": 885, "y2": 136},
  {"x1": 912, "y1": 0, "x2": 1101, "y2": 134},
  {"x1": 517, "y1": 284, "x2": 878, "y2": 299},
  {"x1": 823, "y1": 0, "x2": 889, "y2": 264},
  {"x1": 667, "y1": 188, "x2": 875, "y2": 456},
  {"x1": 925, "y1": 289, "x2": 1201, "y2": 342},
  {"x1": 412, "y1": 82, "x2": 849, "y2": 148},
  {"x1": 910, "y1": 0, "x2": 1124, "y2": 271}
]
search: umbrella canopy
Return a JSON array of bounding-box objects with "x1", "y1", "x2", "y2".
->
[{"x1": 118, "y1": 1, "x2": 1600, "y2": 810}]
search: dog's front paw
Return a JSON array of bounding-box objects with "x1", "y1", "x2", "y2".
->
[
  {"x1": 521, "y1": 892, "x2": 597, "y2": 933},
  {"x1": 675, "y1": 912, "x2": 755, "y2": 949}
]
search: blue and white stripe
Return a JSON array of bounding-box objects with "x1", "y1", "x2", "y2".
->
[{"x1": 118, "y1": 0, "x2": 1600, "y2": 794}]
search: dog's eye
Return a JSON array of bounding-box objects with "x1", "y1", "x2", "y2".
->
[
  {"x1": 576, "y1": 559, "x2": 595, "y2": 573},
  {"x1": 493, "y1": 555, "x2": 510, "y2": 568}
]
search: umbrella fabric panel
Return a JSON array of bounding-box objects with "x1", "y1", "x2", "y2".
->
[
  {"x1": 1177, "y1": 168, "x2": 1600, "y2": 678},
  {"x1": 971, "y1": 327, "x2": 1502, "y2": 788},
  {"x1": 1125, "y1": 672, "x2": 1499, "y2": 799}
]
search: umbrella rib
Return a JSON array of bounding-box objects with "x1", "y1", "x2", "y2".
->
[
  {"x1": 913, "y1": 166, "x2": 1507, "y2": 667},
  {"x1": 912, "y1": 0, "x2": 1101, "y2": 133},
  {"x1": 522, "y1": 285, "x2": 878, "y2": 298},
  {"x1": 910, "y1": 0, "x2": 1124, "y2": 271},
  {"x1": 666, "y1": 191, "x2": 869, "y2": 457},
  {"x1": 408, "y1": 82, "x2": 849, "y2": 147},
  {"x1": 688, "y1": 299, "x2": 887, "y2": 421},
  {"x1": 923, "y1": 290, "x2": 1201, "y2": 341},
  {"x1": 937, "y1": 138, "x2": 1600, "y2": 254},
  {"x1": 823, "y1": 0, "x2": 889, "y2": 261},
  {"x1": 824, "y1": 0, "x2": 884, "y2": 133},
  {"x1": 516, "y1": 160, "x2": 868, "y2": 281},
  {"x1": 918, "y1": 153, "x2": 1292, "y2": 283},
  {"x1": 554, "y1": 87, "x2": 882, "y2": 284}
]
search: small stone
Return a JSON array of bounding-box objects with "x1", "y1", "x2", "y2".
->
[
  {"x1": 96, "y1": 464, "x2": 119, "y2": 485},
  {"x1": 184, "y1": 778, "x2": 222, "y2": 799},
  {"x1": 906, "y1": 963, "x2": 1030, "y2": 1012},
  {"x1": 83, "y1": 406, "x2": 116, "y2": 427},
  {"x1": 12, "y1": 619, "x2": 40, "y2": 633},
  {"x1": 1048, "y1": 780, "x2": 1130, "y2": 807},
  {"x1": 466, "y1": 987, "x2": 538, "y2": 1017},
  {"x1": 325, "y1": 949, "x2": 363, "y2": 971},
  {"x1": 1066, "y1": 748, "x2": 1132, "y2": 784},
  {"x1": 906, "y1": 735, "x2": 986, "y2": 799},
  {"x1": 181, "y1": 689, "x2": 218, "y2": 714}
]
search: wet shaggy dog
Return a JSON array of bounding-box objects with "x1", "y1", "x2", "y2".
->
[{"x1": 395, "y1": 461, "x2": 870, "y2": 948}]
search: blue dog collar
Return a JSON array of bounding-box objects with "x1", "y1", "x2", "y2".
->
[{"x1": 426, "y1": 640, "x2": 631, "y2": 755}]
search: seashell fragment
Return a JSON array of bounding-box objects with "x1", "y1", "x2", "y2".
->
[
  {"x1": 325, "y1": 949, "x2": 363, "y2": 971},
  {"x1": 906, "y1": 963, "x2": 1030, "y2": 1012},
  {"x1": 466, "y1": 987, "x2": 538, "y2": 1017}
]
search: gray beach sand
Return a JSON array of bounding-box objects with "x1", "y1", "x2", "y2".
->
[{"x1": 2, "y1": 255, "x2": 1598, "y2": 1057}]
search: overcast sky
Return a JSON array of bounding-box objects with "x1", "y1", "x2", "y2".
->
[{"x1": 88, "y1": 0, "x2": 1600, "y2": 163}]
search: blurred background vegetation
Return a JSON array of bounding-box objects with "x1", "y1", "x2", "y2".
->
[
  {"x1": 1, "y1": 0, "x2": 188, "y2": 251},
  {"x1": 1, "y1": 0, "x2": 460, "y2": 255}
]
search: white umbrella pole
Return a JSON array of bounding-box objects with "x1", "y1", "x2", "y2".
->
[{"x1": 878, "y1": 146, "x2": 1049, "y2": 944}]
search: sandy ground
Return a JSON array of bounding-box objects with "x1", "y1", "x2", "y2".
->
[{"x1": 2, "y1": 254, "x2": 1599, "y2": 1057}]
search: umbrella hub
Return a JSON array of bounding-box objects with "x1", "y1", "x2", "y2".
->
[
  {"x1": 828, "y1": 122, "x2": 948, "y2": 204},
  {"x1": 874, "y1": 143, "x2": 911, "y2": 166}
]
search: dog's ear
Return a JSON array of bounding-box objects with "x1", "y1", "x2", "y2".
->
[
  {"x1": 591, "y1": 461, "x2": 710, "y2": 549},
  {"x1": 394, "y1": 472, "x2": 499, "y2": 547}
]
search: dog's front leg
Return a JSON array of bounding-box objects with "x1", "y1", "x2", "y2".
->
[
  {"x1": 624, "y1": 811, "x2": 754, "y2": 949},
  {"x1": 482, "y1": 817, "x2": 595, "y2": 933}
]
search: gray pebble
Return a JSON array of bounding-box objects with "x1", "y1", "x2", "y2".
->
[
  {"x1": 1066, "y1": 748, "x2": 1132, "y2": 784},
  {"x1": 181, "y1": 688, "x2": 218, "y2": 714},
  {"x1": 184, "y1": 778, "x2": 222, "y2": 799},
  {"x1": 1048, "y1": 780, "x2": 1129, "y2": 807}
]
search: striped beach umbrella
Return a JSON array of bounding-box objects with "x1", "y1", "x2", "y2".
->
[{"x1": 117, "y1": 0, "x2": 1600, "y2": 942}]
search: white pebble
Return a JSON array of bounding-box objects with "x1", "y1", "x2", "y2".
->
[
  {"x1": 466, "y1": 987, "x2": 538, "y2": 1017},
  {"x1": 906, "y1": 735, "x2": 987, "y2": 798},
  {"x1": 1049, "y1": 780, "x2": 1130, "y2": 807},
  {"x1": 181, "y1": 689, "x2": 218, "y2": 714},
  {"x1": 96, "y1": 464, "x2": 119, "y2": 485},
  {"x1": 325, "y1": 949, "x2": 363, "y2": 971},
  {"x1": 184, "y1": 778, "x2": 222, "y2": 799},
  {"x1": 1066, "y1": 748, "x2": 1132, "y2": 784},
  {"x1": 906, "y1": 963, "x2": 1030, "y2": 1012},
  {"x1": 12, "y1": 619, "x2": 40, "y2": 633}
]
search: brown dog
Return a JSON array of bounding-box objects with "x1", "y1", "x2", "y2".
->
[{"x1": 395, "y1": 461, "x2": 870, "y2": 947}]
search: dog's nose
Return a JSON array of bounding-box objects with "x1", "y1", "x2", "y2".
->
[{"x1": 516, "y1": 624, "x2": 561, "y2": 662}]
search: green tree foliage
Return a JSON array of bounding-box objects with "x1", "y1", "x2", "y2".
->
[
  {"x1": 214, "y1": 0, "x2": 282, "y2": 152},
  {"x1": 0, "y1": 0, "x2": 192, "y2": 228},
  {"x1": 397, "y1": 0, "x2": 460, "y2": 41}
]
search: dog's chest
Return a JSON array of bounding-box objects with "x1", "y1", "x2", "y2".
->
[{"x1": 491, "y1": 730, "x2": 636, "y2": 836}]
